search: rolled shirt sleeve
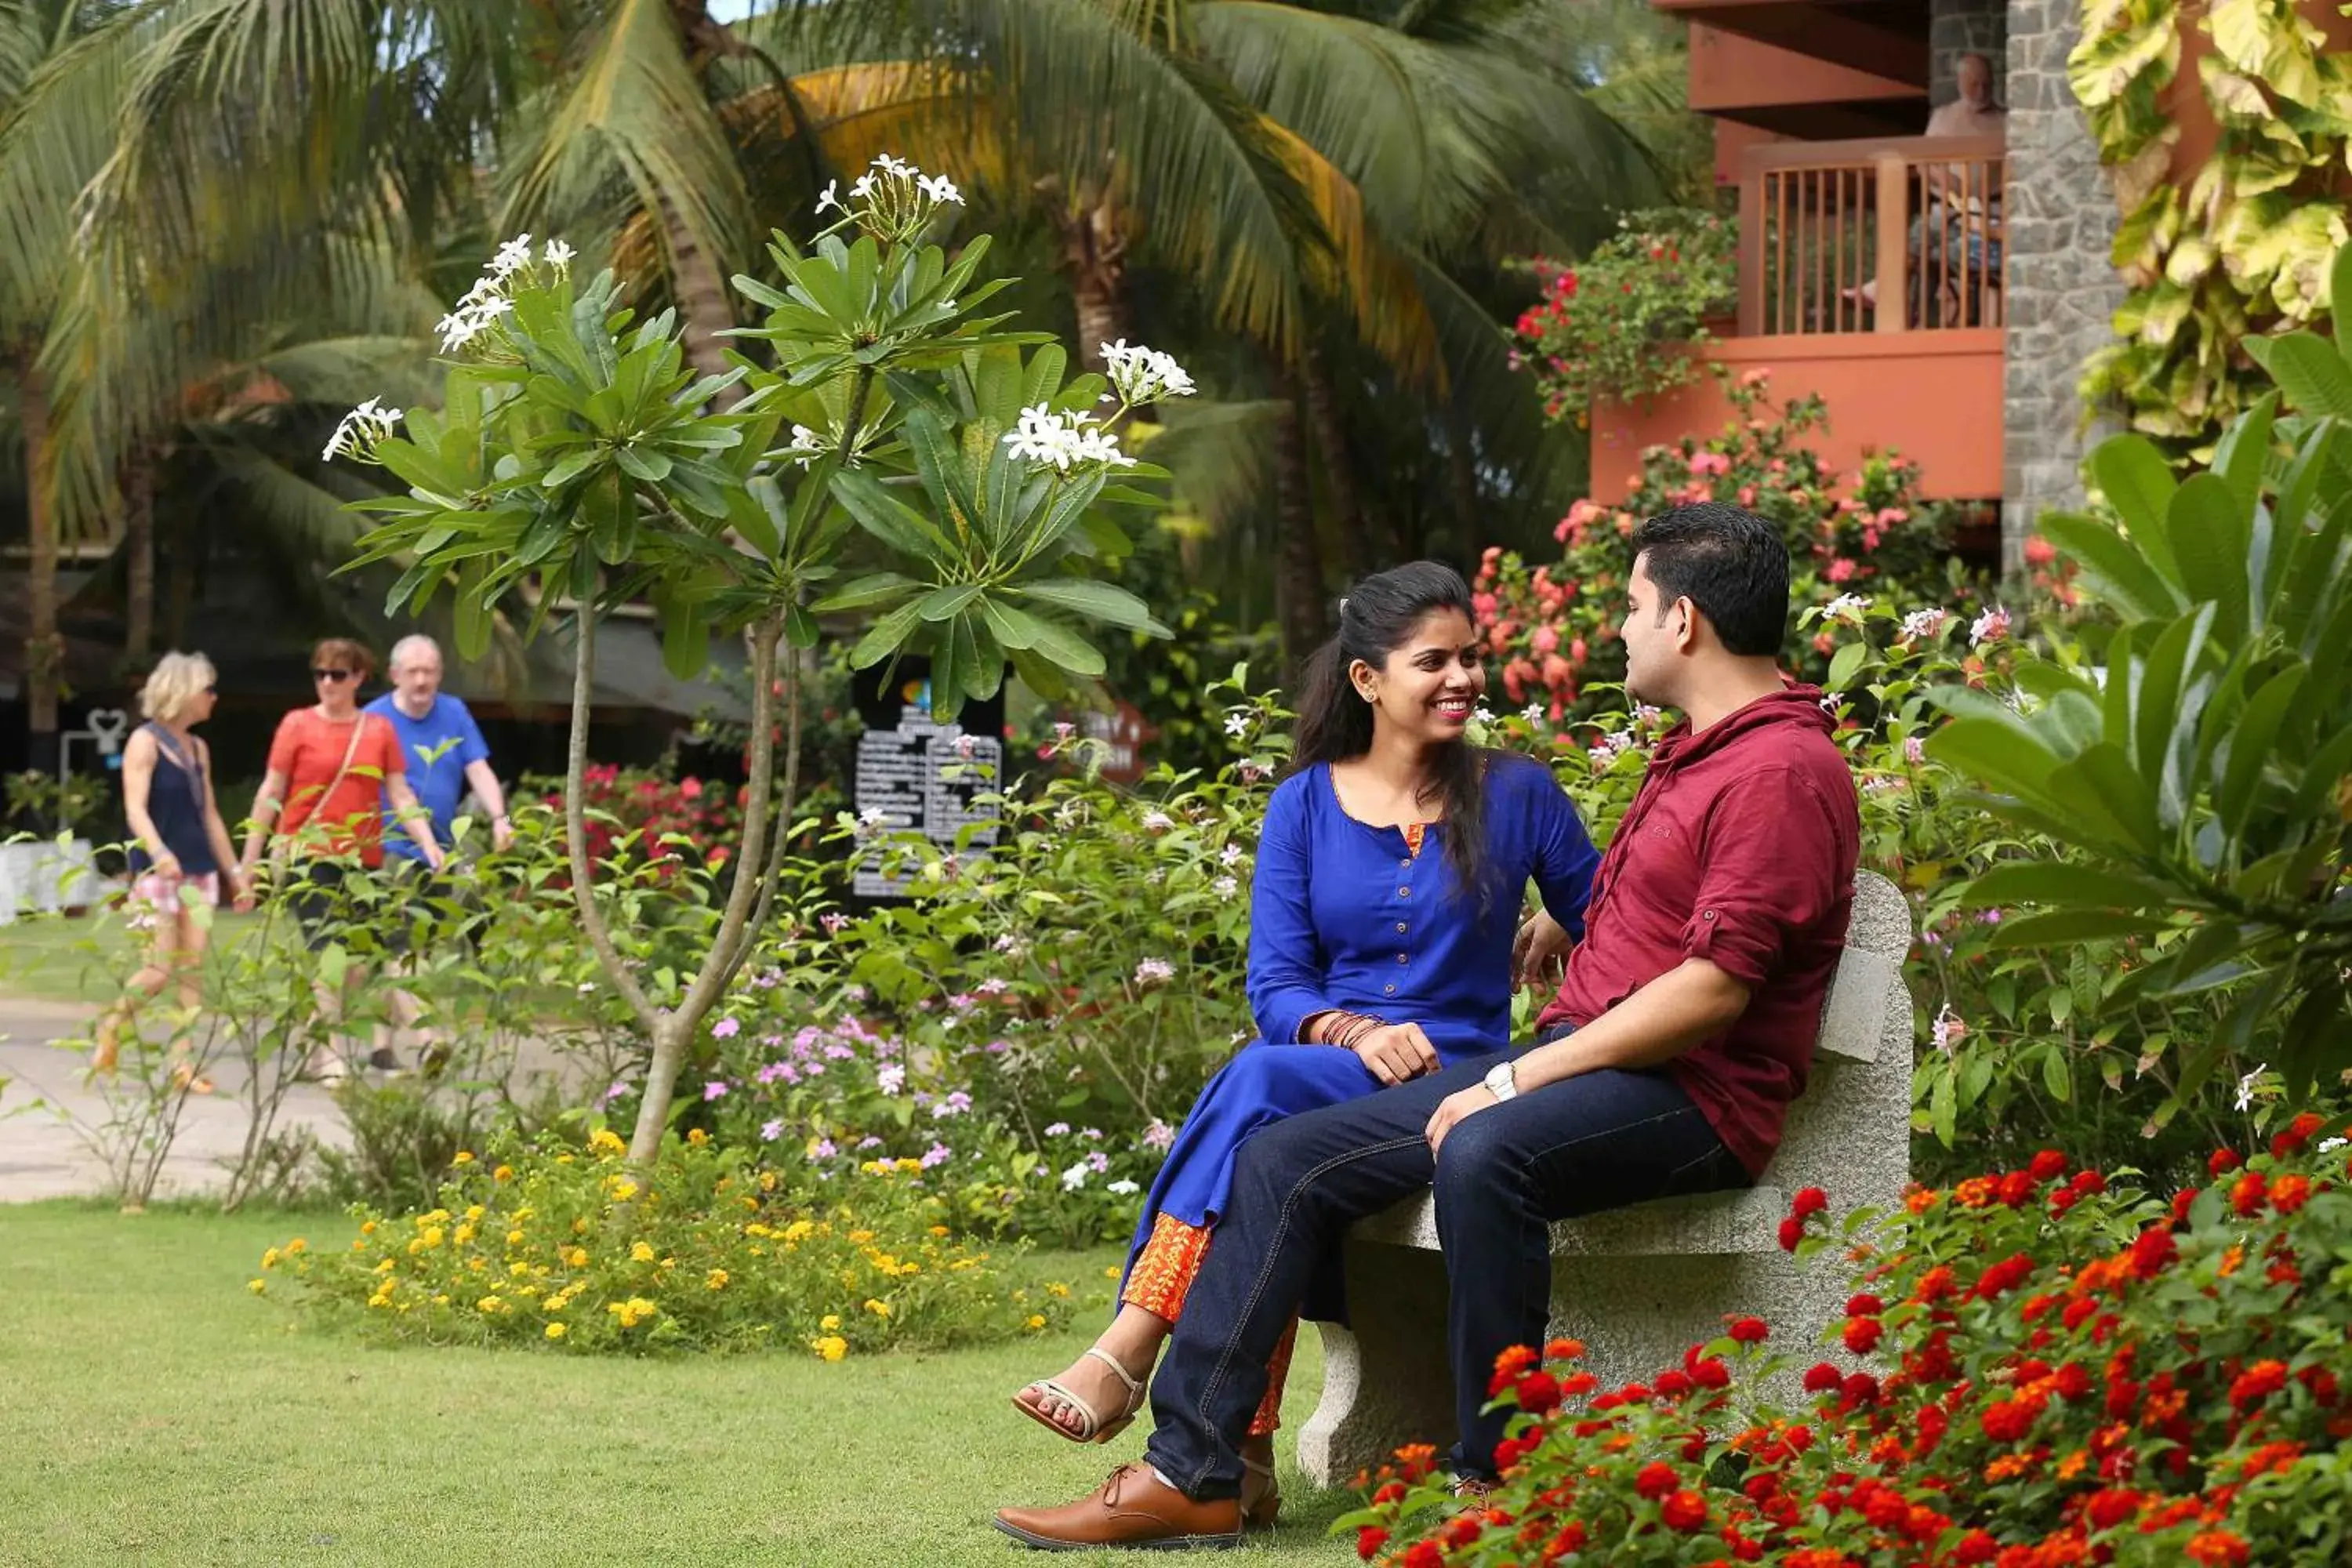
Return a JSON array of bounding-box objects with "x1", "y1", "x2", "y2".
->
[
  {"x1": 1680, "y1": 768, "x2": 1844, "y2": 987},
  {"x1": 1246, "y1": 778, "x2": 1334, "y2": 1045}
]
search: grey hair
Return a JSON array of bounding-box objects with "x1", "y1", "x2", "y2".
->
[{"x1": 389, "y1": 634, "x2": 443, "y2": 672}]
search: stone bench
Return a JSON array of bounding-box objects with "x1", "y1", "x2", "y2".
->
[{"x1": 1297, "y1": 871, "x2": 1914, "y2": 1486}]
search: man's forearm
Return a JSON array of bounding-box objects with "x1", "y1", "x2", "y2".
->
[
  {"x1": 1514, "y1": 959, "x2": 1752, "y2": 1093},
  {"x1": 466, "y1": 760, "x2": 509, "y2": 822}
]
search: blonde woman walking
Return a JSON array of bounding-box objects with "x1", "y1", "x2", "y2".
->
[{"x1": 93, "y1": 652, "x2": 251, "y2": 1092}]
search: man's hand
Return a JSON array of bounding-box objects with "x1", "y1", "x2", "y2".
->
[
  {"x1": 1513, "y1": 909, "x2": 1573, "y2": 993},
  {"x1": 491, "y1": 815, "x2": 514, "y2": 854},
  {"x1": 1349, "y1": 1022, "x2": 1439, "y2": 1086},
  {"x1": 1425, "y1": 1084, "x2": 1497, "y2": 1156}
]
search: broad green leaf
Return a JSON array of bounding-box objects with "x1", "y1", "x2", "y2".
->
[
  {"x1": 2215, "y1": 664, "x2": 2305, "y2": 834},
  {"x1": 1958, "y1": 862, "x2": 2182, "y2": 913},
  {"x1": 2038, "y1": 512, "x2": 2183, "y2": 622},
  {"x1": 2086, "y1": 434, "x2": 2183, "y2": 581},
  {"x1": 2246, "y1": 331, "x2": 2352, "y2": 419},
  {"x1": 2162, "y1": 474, "x2": 2252, "y2": 644},
  {"x1": 1014, "y1": 577, "x2": 1163, "y2": 633},
  {"x1": 1987, "y1": 909, "x2": 2172, "y2": 947}
]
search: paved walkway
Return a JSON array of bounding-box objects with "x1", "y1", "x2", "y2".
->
[{"x1": 0, "y1": 995, "x2": 359, "y2": 1203}]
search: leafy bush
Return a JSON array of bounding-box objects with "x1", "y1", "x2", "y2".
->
[
  {"x1": 1510, "y1": 208, "x2": 1737, "y2": 425},
  {"x1": 1930, "y1": 243, "x2": 2352, "y2": 1116},
  {"x1": 1476, "y1": 370, "x2": 1986, "y2": 721},
  {"x1": 1343, "y1": 1113, "x2": 2352, "y2": 1566},
  {"x1": 262, "y1": 1125, "x2": 1077, "y2": 1356}
]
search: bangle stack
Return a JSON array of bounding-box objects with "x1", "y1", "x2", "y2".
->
[{"x1": 1324, "y1": 1011, "x2": 1387, "y2": 1049}]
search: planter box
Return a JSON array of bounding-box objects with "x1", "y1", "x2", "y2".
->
[{"x1": 0, "y1": 838, "x2": 101, "y2": 924}]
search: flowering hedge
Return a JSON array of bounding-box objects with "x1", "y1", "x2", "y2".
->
[
  {"x1": 534, "y1": 762, "x2": 745, "y2": 878},
  {"x1": 260, "y1": 1126, "x2": 1077, "y2": 1356},
  {"x1": 1342, "y1": 1112, "x2": 2352, "y2": 1566},
  {"x1": 1476, "y1": 370, "x2": 1987, "y2": 721},
  {"x1": 1510, "y1": 209, "x2": 1737, "y2": 425}
]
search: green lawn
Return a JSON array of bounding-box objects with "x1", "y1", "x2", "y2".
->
[
  {"x1": 0, "y1": 910, "x2": 155, "y2": 1002},
  {"x1": 0, "y1": 1204, "x2": 1358, "y2": 1566}
]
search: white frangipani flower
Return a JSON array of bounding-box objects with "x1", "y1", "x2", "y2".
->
[
  {"x1": 916, "y1": 173, "x2": 963, "y2": 205},
  {"x1": 815, "y1": 180, "x2": 843, "y2": 215},
  {"x1": 542, "y1": 238, "x2": 575, "y2": 269},
  {"x1": 1100, "y1": 339, "x2": 1196, "y2": 405},
  {"x1": 1824, "y1": 593, "x2": 1872, "y2": 620},
  {"x1": 321, "y1": 397, "x2": 402, "y2": 463},
  {"x1": 2234, "y1": 1063, "x2": 2267, "y2": 1112},
  {"x1": 489, "y1": 234, "x2": 534, "y2": 278}
]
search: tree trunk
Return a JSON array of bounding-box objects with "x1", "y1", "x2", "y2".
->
[
  {"x1": 22, "y1": 364, "x2": 62, "y2": 766},
  {"x1": 122, "y1": 445, "x2": 156, "y2": 665},
  {"x1": 1058, "y1": 188, "x2": 1131, "y2": 375},
  {"x1": 656, "y1": 190, "x2": 742, "y2": 411},
  {"x1": 1270, "y1": 377, "x2": 1327, "y2": 674},
  {"x1": 1446, "y1": 413, "x2": 1481, "y2": 551},
  {"x1": 1298, "y1": 347, "x2": 1372, "y2": 574}
]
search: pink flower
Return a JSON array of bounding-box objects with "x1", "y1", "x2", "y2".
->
[
  {"x1": 1905, "y1": 735, "x2": 1927, "y2": 765},
  {"x1": 1971, "y1": 607, "x2": 2012, "y2": 646},
  {"x1": 1825, "y1": 557, "x2": 1857, "y2": 583},
  {"x1": 1530, "y1": 626, "x2": 1559, "y2": 655},
  {"x1": 679, "y1": 776, "x2": 703, "y2": 800},
  {"x1": 711, "y1": 1017, "x2": 741, "y2": 1039},
  {"x1": 1932, "y1": 1006, "x2": 1965, "y2": 1054},
  {"x1": 1142, "y1": 1119, "x2": 1176, "y2": 1151},
  {"x1": 1688, "y1": 452, "x2": 1731, "y2": 478},
  {"x1": 703, "y1": 1080, "x2": 730, "y2": 1101}
]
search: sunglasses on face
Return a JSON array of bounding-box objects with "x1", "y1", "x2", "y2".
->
[{"x1": 311, "y1": 667, "x2": 355, "y2": 682}]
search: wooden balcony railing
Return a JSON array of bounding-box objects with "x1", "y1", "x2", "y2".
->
[{"x1": 1736, "y1": 135, "x2": 2005, "y2": 337}]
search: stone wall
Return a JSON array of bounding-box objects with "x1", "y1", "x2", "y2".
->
[
  {"x1": 1932, "y1": 0, "x2": 2008, "y2": 106},
  {"x1": 1999, "y1": 0, "x2": 2122, "y2": 568}
]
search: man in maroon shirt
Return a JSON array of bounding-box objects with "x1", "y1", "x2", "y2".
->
[{"x1": 994, "y1": 503, "x2": 1862, "y2": 1551}]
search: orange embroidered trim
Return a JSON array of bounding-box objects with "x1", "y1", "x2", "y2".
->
[
  {"x1": 1122, "y1": 1212, "x2": 1211, "y2": 1322},
  {"x1": 1402, "y1": 821, "x2": 1428, "y2": 858},
  {"x1": 1249, "y1": 1318, "x2": 1299, "y2": 1436}
]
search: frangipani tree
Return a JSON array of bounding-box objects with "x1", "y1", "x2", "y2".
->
[{"x1": 333, "y1": 156, "x2": 1181, "y2": 1160}]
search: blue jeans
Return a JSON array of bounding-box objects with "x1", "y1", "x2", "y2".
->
[{"x1": 1141, "y1": 1040, "x2": 1746, "y2": 1494}]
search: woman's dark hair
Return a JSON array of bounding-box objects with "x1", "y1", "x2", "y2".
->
[
  {"x1": 1291, "y1": 561, "x2": 1494, "y2": 908},
  {"x1": 1631, "y1": 501, "x2": 1789, "y2": 656}
]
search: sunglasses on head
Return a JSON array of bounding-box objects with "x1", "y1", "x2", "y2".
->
[{"x1": 311, "y1": 667, "x2": 355, "y2": 682}]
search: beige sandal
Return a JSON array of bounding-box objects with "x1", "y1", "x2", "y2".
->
[
  {"x1": 1013, "y1": 1346, "x2": 1149, "y2": 1444},
  {"x1": 1241, "y1": 1455, "x2": 1281, "y2": 1529}
]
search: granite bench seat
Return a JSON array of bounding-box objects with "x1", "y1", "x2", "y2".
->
[{"x1": 1297, "y1": 871, "x2": 1915, "y2": 1486}]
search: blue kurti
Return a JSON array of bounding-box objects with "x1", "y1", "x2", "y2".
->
[{"x1": 1126, "y1": 754, "x2": 1601, "y2": 1281}]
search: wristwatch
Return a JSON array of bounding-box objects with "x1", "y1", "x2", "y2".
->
[{"x1": 1483, "y1": 1059, "x2": 1519, "y2": 1103}]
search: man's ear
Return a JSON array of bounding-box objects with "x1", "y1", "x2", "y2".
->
[{"x1": 1673, "y1": 597, "x2": 1701, "y2": 653}]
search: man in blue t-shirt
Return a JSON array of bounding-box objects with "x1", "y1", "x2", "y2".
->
[{"x1": 366, "y1": 634, "x2": 514, "y2": 861}]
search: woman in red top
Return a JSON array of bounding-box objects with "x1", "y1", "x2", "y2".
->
[{"x1": 238, "y1": 638, "x2": 443, "y2": 1081}]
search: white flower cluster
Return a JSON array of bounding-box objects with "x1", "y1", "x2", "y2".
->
[
  {"x1": 1970, "y1": 606, "x2": 2013, "y2": 647},
  {"x1": 1588, "y1": 728, "x2": 1638, "y2": 771},
  {"x1": 815, "y1": 153, "x2": 964, "y2": 243},
  {"x1": 784, "y1": 423, "x2": 838, "y2": 470},
  {"x1": 1899, "y1": 608, "x2": 1951, "y2": 644},
  {"x1": 1100, "y1": 339, "x2": 1196, "y2": 405},
  {"x1": 321, "y1": 397, "x2": 401, "y2": 463},
  {"x1": 435, "y1": 235, "x2": 575, "y2": 355},
  {"x1": 1001, "y1": 403, "x2": 1134, "y2": 472},
  {"x1": 1823, "y1": 593, "x2": 1873, "y2": 621}
]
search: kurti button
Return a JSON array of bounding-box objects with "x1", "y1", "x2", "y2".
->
[
  {"x1": 1384, "y1": 984, "x2": 1396, "y2": 995},
  {"x1": 1398, "y1": 887, "x2": 1410, "y2": 898},
  {"x1": 1399, "y1": 858, "x2": 1411, "y2": 869},
  {"x1": 1396, "y1": 953, "x2": 1408, "y2": 964},
  {"x1": 1396, "y1": 922, "x2": 1407, "y2": 934}
]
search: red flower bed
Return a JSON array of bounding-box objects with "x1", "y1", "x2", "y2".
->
[{"x1": 1341, "y1": 1115, "x2": 2352, "y2": 1565}]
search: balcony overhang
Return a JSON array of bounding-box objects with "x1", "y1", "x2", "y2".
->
[{"x1": 1651, "y1": 0, "x2": 1929, "y2": 85}]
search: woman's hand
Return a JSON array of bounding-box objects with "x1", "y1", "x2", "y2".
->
[
  {"x1": 150, "y1": 850, "x2": 182, "y2": 880},
  {"x1": 228, "y1": 870, "x2": 256, "y2": 913},
  {"x1": 1514, "y1": 909, "x2": 1573, "y2": 993},
  {"x1": 1351, "y1": 1022, "x2": 1439, "y2": 1086}
]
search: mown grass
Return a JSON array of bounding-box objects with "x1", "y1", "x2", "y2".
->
[{"x1": 0, "y1": 1203, "x2": 1356, "y2": 1566}]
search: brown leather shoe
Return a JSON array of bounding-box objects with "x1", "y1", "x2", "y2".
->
[{"x1": 993, "y1": 1462, "x2": 1244, "y2": 1551}]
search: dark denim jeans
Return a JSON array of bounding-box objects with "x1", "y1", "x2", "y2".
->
[{"x1": 1142, "y1": 1041, "x2": 1746, "y2": 1495}]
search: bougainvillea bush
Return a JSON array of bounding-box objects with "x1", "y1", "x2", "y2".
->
[
  {"x1": 262, "y1": 1124, "x2": 1077, "y2": 1356},
  {"x1": 1476, "y1": 370, "x2": 1989, "y2": 721},
  {"x1": 1341, "y1": 1113, "x2": 2352, "y2": 1566},
  {"x1": 1510, "y1": 208, "x2": 1738, "y2": 425}
]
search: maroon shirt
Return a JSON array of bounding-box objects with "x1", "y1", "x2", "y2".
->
[{"x1": 1537, "y1": 687, "x2": 1860, "y2": 1177}]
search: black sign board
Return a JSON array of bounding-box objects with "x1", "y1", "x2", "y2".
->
[{"x1": 849, "y1": 659, "x2": 1007, "y2": 899}]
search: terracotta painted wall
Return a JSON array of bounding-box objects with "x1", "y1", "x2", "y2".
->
[{"x1": 1588, "y1": 332, "x2": 2006, "y2": 504}]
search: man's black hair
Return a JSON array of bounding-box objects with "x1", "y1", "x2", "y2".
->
[{"x1": 1632, "y1": 502, "x2": 1790, "y2": 658}]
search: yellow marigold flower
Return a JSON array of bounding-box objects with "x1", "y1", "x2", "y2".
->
[
  {"x1": 783, "y1": 1221, "x2": 815, "y2": 1243},
  {"x1": 557, "y1": 1153, "x2": 575, "y2": 1165},
  {"x1": 1104, "y1": 1265, "x2": 1121, "y2": 1279},
  {"x1": 848, "y1": 1229, "x2": 874, "y2": 1244},
  {"x1": 464, "y1": 1205, "x2": 485, "y2": 1222},
  {"x1": 493, "y1": 1165, "x2": 514, "y2": 1183},
  {"x1": 373, "y1": 1258, "x2": 397, "y2": 1275},
  {"x1": 688, "y1": 1128, "x2": 710, "y2": 1147},
  {"x1": 811, "y1": 1334, "x2": 848, "y2": 1362},
  {"x1": 563, "y1": 1247, "x2": 589, "y2": 1269},
  {"x1": 820, "y1": 1314, "x2": 840, "y2": 1330},
  {"x1": 929, "y1": 1225, "x2": 950, "y2": 1238},
  {"x1": 350, "y1": 1239, "x2": 366, "y2": 1252},
  {"x1": 261, "y1": 1248, "x2": 281, "y2": 1271},
  {"x1": 546, "y1": 1322, "x2": 567, "y2": 1340},
  {"x1": 572, "y1": 1217, "x2": 589, "y2": 1236},
  {"x1": 749, "y1": 1245, "x2": 765, "y2": 1258},
  {"x1": 453, "y1": 1225, "x2": 476, "y2": 1247},
  {"x1": 452, "y1": 1151, "x2": 475, "y2": 1166},
  {"x1": 509, "y1": 1261, "x2": 530, "y2": 1277},
  {"x1": 1047, "y1": 1283, "x2": 1070, "y2": 1298},
  {"x1": 423, "y1": 1208, "x2": 452, "y2": 1225},
  {"x1": 360, "y1": 1220, "x2": 378, "y2": 1235},
  {"x1": 432, "y1": 1294, "x2": 449, "y2": 1307},
  {"x1": 759, "y1": 1171, "x2": 778, "y2": 1192},
  {"x1": 248, "y1": 1279, "x2": 267, "y2": 1294},
  {"x1": 745, "y1": 1223, "x2": 771, "y2": 1239},
  {"x1": 416, "y1": 1226, "x2": 445, "y2": 1250},
  {"x1": 368, "y1": 1292, "x2": 392, "y2": 1310},
  {"x1": 864, "y1": 1298, "x2": 891, "y2": 1319},
  {"x1": 609, "y1": 1178, "x2": 640, "y2": 1203},
  {"x1": 477, "y1": 1295, "x2": 504, "y2": 1313},
  {"x1": 706, "y1": 1269, "x2": 730, "y2": 1290},
  {"x1": 1025, "y1": 1315, "x2": 1045, "y2": 1330},
  {"x1": 590, "y1": 1128, "x2": 626, "y2": 1156},
  {"x1": 506, "y1": 1229, "x2": 527, "y2": 1248},
  {"x1": 285, "y1": 1237, "x2": 308, "y2": 1255},
  {"x1": 631, "y1": 1241, "x2": 656, "y2": 1264},
  {"x1": 895, "y1": 1158, "x2": 921, "y2": 1174}
]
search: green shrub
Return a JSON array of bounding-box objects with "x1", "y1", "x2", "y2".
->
[{"x1": 262, "y1": 1126, "x2": 1077, "y2": 1356}]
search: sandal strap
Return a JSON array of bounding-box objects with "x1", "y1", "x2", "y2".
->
[
  {"x1": 1082, "y1": 1345, "x2": 1147, "y2": 1403},
  {"x1": 1023, "y1": 1377, "x2": 1111, "y2": 1440}
]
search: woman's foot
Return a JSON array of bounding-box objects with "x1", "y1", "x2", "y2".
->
[
  {"x1": 89, "y1": 1014, "x2": 123, "y2": 1077},
  {"x1": 303, "y1": 1049, "x2": 350, "y2": 1087},
  {"x1": 1240, "y1": 1435, "x2": 1280, "y2": 1529},
  {"x1": 169, "y1": 1056, "x2": 216, "y2": 1096},
  {"x1": 1014, "y1": 1345, "x2": 1152, "y2": 1443}
]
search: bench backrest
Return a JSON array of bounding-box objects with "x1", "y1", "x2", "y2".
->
[{"x1": 1813, "y1": 872, "x2": 1911, "y2": 1065}]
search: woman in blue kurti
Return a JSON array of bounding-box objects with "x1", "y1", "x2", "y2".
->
[{"x1": 1014, "y1": 562, "x2": 1599, "y2": 1521}]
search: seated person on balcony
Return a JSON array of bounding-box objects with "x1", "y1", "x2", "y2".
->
[{"x1": 1853, "y1": 52, "x2": 2005, "y2": 314}]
